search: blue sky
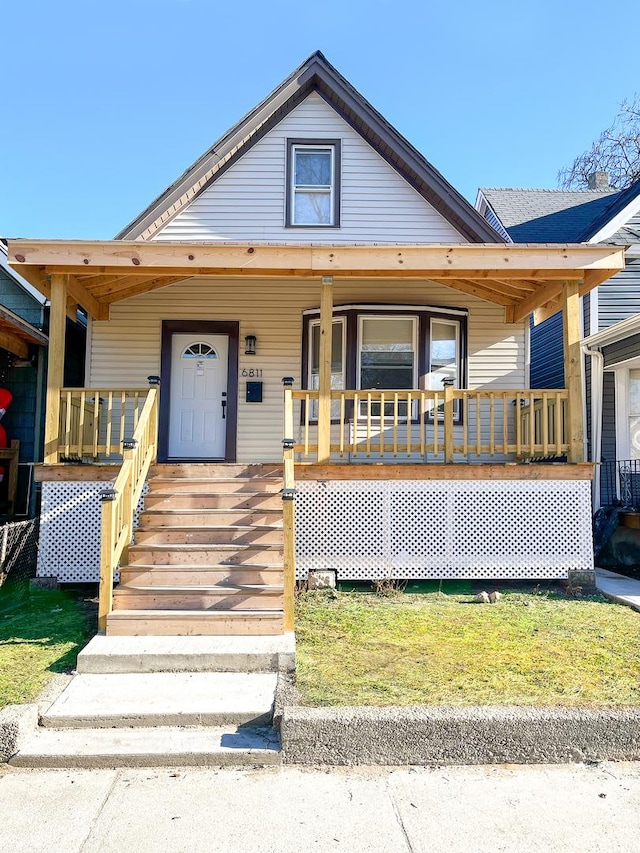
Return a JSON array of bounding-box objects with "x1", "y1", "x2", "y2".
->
[{"x1": 1, "y1": 0, "x2": 637, "y2": 239}]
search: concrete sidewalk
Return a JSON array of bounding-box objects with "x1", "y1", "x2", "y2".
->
[
  {"x1": 1, "y1": 763, "x2": 640, "y2": 852},
  {"x1": 596, "y1": 567, "x2": 640, "y2": 613}
]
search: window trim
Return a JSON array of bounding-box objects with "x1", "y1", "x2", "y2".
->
[
  {"x1": 285, "y1": 139, "x2": 341, "y2": 228},
  {"x1": 301, "y1": 305, "x2": 468, "y2": 425}
]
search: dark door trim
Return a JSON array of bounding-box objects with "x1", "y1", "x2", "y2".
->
[{"x1": 159, "y1": 320, "x2": 239, "y2": 463}]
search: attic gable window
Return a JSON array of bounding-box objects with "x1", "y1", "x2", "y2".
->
[{"x1": 286, "y1": 139, "x2": 341, "y2": 227}]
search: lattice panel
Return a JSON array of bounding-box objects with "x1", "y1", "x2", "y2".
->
[
  {"x1": 295, "y1": 479, "x2": 593, "y2": 580},
  {"x1": 38, "y1": 481, "x2": 146, "y2": 583}
]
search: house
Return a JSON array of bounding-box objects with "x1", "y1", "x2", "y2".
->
[
  {"x1": 477, "y1": 177, "x2": 640, "y2": 508},
  {"x1": 0, "y1": 242, "x2": 49, "y2": 516},
  {"x1": 6, "y1": 52, "x2": 624, "y2": 637}
]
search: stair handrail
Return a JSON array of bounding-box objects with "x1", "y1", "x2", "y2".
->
[
  {"x1": 282, "y1": 378, "x2": 296, "y2": 632},
  {"x1": 97, "y1": 387, "x2": 159, "y2": 631}
]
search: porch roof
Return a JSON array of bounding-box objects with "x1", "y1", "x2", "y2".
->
[{"x1": 6, "y1": 239, "x2": 626, "y2": 323}]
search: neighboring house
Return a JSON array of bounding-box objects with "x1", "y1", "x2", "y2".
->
[
  {"x1": 477, "y1": 177, "x2": 640, "y2": 508},
  {"x1": 0, "y1": 243, "x2": 49, "y2": 516},
  {"x1": 583, "y1": 313, "x2": 640, "y2": 510},
  {"x1": 7, "y1": 52, "x2": 625, "y2": 637}
]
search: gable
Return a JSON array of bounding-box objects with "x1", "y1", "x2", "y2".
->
[
  {"x1": 151, "y1": 93, "x2": 465, "y2": 244},
  {"x1": 117, "y1": 52, "x2": 501, "y2": 243}
]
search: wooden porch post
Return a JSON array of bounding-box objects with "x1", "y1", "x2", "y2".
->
[
  {"x1": 562, "y1": 280, "x2": 584, "y2": 463},
  {"x1": 317, "y1": 276, "x2": 333, "y2": 464},
  {"x1": 44, "y1": 274, "x2": 68, "y2": 464}
]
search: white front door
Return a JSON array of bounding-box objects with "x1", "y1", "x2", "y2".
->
[{"x1": 168, "y1": 333, "x2": 229, "y2": 458}]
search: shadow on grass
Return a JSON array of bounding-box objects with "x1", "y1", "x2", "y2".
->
[{"x1": 0, "y1": 584, "x2": 96, "y2": 675}]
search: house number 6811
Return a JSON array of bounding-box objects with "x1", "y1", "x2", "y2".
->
[{"x1": 241, "y1": 368, "x2": 263, "y2": 378}]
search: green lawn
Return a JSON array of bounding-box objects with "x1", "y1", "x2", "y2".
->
[
  {"x1": 0, "y1": 586, "x2": 94, "y2": 708},
  {"x1": 295, "y1": 584, "x2": 640, "y2": 707}
]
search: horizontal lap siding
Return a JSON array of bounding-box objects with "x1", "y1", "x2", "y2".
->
[
  {"x1": 89, "y1": 278, "x2": 524, "y2": 462},
  {"x1": 152, "y1": 92, "x2": 463, "y2": 243},
  {"x1": 599, "y1": 260, "x2": 640, "y2": 329}
]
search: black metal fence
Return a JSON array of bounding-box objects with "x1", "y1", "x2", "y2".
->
[
  {"x1": 0, "y1": 517, "x2": 39, "y2": 590},
  {"x1": 600, "y1": 460, "x2": 640, "y2": 508}
]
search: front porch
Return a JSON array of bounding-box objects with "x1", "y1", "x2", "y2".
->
[{"x1": 8, "y1": 239, "x2": 625, "y2": 634}]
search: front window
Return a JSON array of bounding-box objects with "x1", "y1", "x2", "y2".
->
[
  {"x1": 358, "y1": 316, "x2": 416, "y2": 391},
  {"x1": 287, "y1": 140, "x2": 340, "y2": 226},
  {"x1": 303, "y1": 306, "x2": 466, "y2": 423},
  {"x1": 309, "y1": 319, "x2": 345, "y2": 418}
]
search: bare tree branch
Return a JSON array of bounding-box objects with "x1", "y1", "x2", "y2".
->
[{"x1": 558, "y1": 94, "x2": 640, "y2": 189}]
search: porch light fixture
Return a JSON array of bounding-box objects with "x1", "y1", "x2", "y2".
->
[
  {"x1": 244, "y1": 334, "x2": 257, "y2": 356},
  {"x1": 147, "y1": 375, "x2": 161, "y2": 386}
]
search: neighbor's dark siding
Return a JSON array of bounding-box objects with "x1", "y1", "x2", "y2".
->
[
  {"x1": 600, "y1": 371, "x2": 617, "y2": 505},
  {"x1": 599, "y1": 260, "x2": 640, "y2": 329},
  {"x1": 530, "y1": 310, "x2": 564, "y2": 388},
  {"x1": 603, "y1": 332, "x2": 640, "y2": 368},
  {"x1": 600, "y1": 372, "x2": 617, "y2": 463}
]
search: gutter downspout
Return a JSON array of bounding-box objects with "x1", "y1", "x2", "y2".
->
[{"x1": 581, "y1": 342, "x2": 604, "y2": 511}]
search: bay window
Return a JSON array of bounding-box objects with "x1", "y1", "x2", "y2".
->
[{"x1": 303, "y1": 305, "x2": 466, "y2": 423}]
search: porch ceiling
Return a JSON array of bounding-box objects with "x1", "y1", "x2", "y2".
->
[{"x1": 6, "y1": 239, "x2": 626, "y2": 323}]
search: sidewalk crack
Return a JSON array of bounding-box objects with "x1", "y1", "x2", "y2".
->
[
  {"x1": 78, "y1": 769, "x2": 121, "y2": 852},
  {"x1": 386, "y1": 778, "x2": 416, "y2": 853}
]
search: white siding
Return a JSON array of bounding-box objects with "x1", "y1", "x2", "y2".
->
[
  {"x1": 152, "y1": 93, "x2": 464, "y2": 244},
  {"x1": 89, "y1": 277, "x2": 524, "y2": 463}
]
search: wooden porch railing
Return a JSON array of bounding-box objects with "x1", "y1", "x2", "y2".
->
[
  {"x1": 58, "y1": 388, "x2": 150, "y2": 461},
  {"x1": 97, "y1": 387, "x2": 158, "y2": 631},
  {"x1": 281, "y1": 380, "x2": 296, "y2": 633},
  {"x1": 291, "y1": 387, "x2": 570, "y2": 462}
]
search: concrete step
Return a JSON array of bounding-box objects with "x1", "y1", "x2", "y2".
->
[
  {"x1": 149, "y1": 464, "x2": 283, "y2": 479},
  {"x1": 9, "y1": 725, "x2": 281, "y2": 769},
  {"x1": 106, "y1": 609, "x2": 284, "y2": 636},
  {"x1": 144, "y1": 493, "x2": 282, "y2": 510},
  {"x1": 41, "y1": 672, "x2": 278, "y2": 728},
  {"x1": 139, "y1": 509, "x2": 283, "y2": 527},
  {"x1": 119, "y1": 565, "x2": 284, "y2": 587},
  {"x1": 113, "y1": 586, "x2": 284, "y2": 611},
  {"x1": 76, "y1": 634, "x2": 296, "y2": 674},
  {"x1": 146, "y1": 478, "x2": 283, "y2": 495},
  {"x1": 128, "y1": 543, "x2": 284, "y2": 566},
  {"x1": 133, "y1": 525, "x2": 284, "y2": 546}
]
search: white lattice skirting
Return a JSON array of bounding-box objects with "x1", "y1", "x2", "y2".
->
[
  {"x1": 38, "y1": 481, "x2": 146, "y2": 583},
  {"x1": 295, "y1": 479, "x2": 594, "y2": 580}
]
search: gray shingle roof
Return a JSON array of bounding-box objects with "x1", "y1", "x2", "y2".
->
[{"x1": 479, "y1": 188, "x2": 617, "y2": 243}]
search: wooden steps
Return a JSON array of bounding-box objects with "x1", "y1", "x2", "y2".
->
[
  {"x1": 106, "y1": 464, "x2": 285, "y2": 637},
  {"x1": 107, "y1": 610, "x2": 285, "y2": 636}
]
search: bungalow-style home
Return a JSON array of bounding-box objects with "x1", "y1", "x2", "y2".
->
[
  {"x1": 7, "y1": 52, "x2": 625, "y2": 637},
  {"x1": 477, "y1": 176, "x2": 640, "y2": 509}
]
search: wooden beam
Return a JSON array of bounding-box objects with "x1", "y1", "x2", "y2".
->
[
  {"x1": 0, "y1": 329, "x2": 29, "y2": 359},
  {"x1": 482, "y1": 278, "x2": 537, "y2": 297},
  {"x1": 562, "y1": 281, "x2": 584, "y2": 463},
  {"x1": 66, "y1": 274, "x2": 108, "y2": 320},
  {"x1": 533, "y1": 300, "x2": 562, "y2": 325},
  {"x1": 0, "y1": 306, "x2": 48, "y2": 347},
  {"x1": 100, "y1": 276, "x2": 191, "y2": 304},
  {"x1": 512, "y1": 280, "x2": 566, "y2": 323},
  {"x1": 579, "y1": 268, "x2": 617, "y2": 296},
  {"x1": 317, "y1": 277, "x2": 333, "y2": 464},
  {"x1": 434, "y1": 278, "x2": 516, "y2": 307},
  {"x1": 7, "y1": 239, "x2": 626, "y2": 278},
  {"x1": 66, "y1": 299, "x2": 78, "y2": 322},
  {"x1": 86, "y1": 273, "x2": 172, "y2": 296},
  {"x1": 44, "y1": 274, "x2": 67, "y2": 464}
]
